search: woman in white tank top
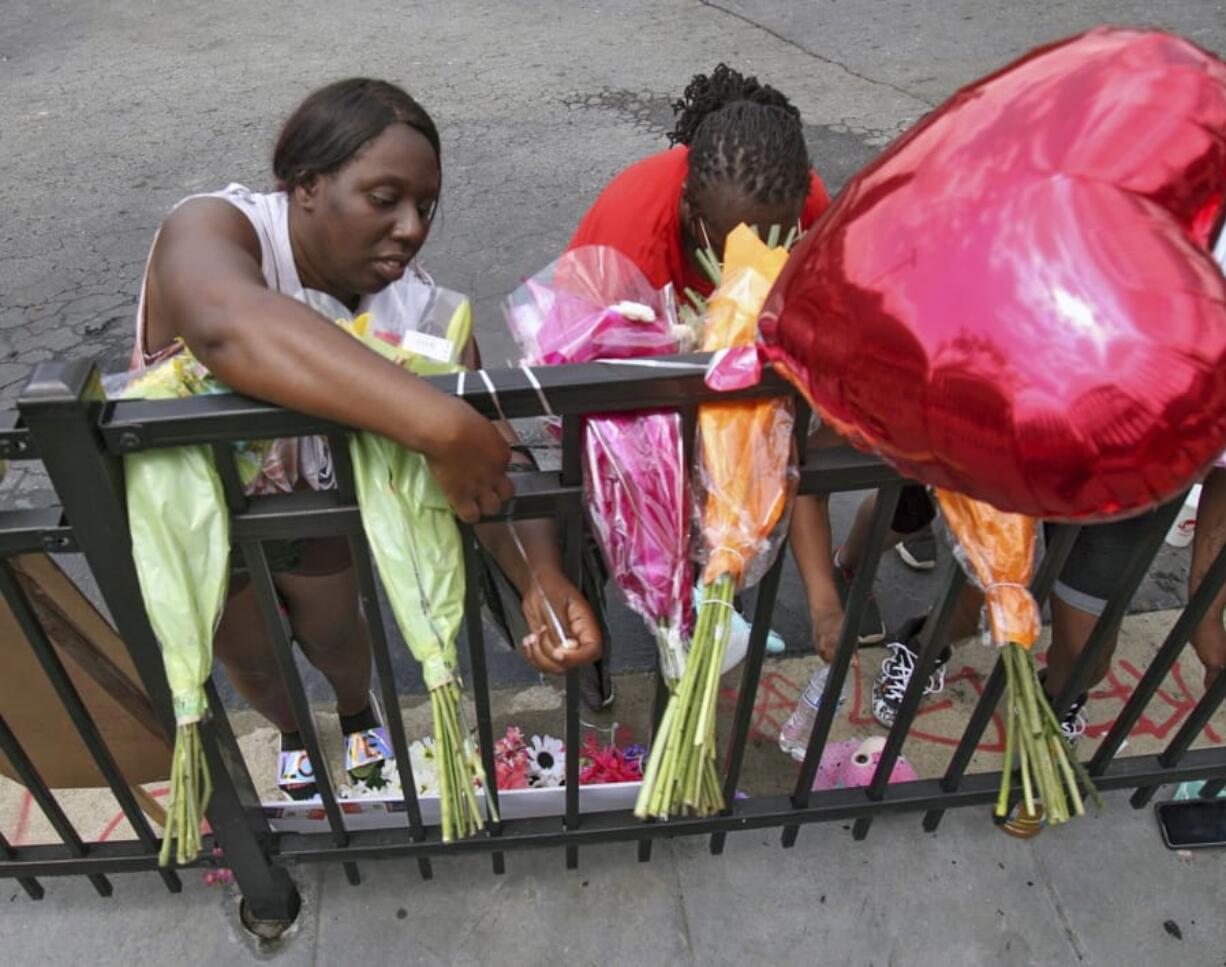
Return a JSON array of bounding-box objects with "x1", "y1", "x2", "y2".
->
[{"x1": 134, "y1": 79, "x2": 601, "y2": 796}]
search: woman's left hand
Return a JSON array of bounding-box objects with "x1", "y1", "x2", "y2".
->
[{"x1": 520, "y1": 570, "x2": 602, "y2": 674}]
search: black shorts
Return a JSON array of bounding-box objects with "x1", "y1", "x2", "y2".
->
[{"x1": 229, "y1": 536, "x2": 354, "y2": 591}]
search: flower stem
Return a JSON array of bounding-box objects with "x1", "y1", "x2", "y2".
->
[{"x1": 996, "y1": 655, "x2": 1016, "y2": 818}]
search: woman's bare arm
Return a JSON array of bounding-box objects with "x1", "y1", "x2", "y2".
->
[{"x1": 145, "y1": 198, "x2": 512, "y2": 522}]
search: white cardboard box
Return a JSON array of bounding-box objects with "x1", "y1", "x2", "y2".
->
[{"x1": 263, "y1": 781, "x2": 642, "y2": 834}]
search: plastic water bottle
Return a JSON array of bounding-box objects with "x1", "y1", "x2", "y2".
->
[{"x1": 778, "y1": 664, "x2": 846, "y2": 762}]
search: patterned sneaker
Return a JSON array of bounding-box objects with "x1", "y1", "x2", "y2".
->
[
  {"x1": 1058, "y1": 694, "x2": 1089, "y2": 746},
  {"x1": 832, "y1": 551, "x2": 887, "y2": 645},
  {"x1": 896, "y1": 526, "x2": 938, "y2": 571},
  {"x1": 277, "y1": 748, "x2": 318, "y2": 801},
  {"x1": 872, "y1": 619, "x2": 949, "y2": 727},
  {"x1": 1037, "y1": 672, "x2": 1089, "y2": 747},
  {"x1": 345, "y1": 726, "x2": 394, "y2": 789}
]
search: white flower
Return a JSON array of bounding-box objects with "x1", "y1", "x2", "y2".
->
[
  {"x1": 525, "y1": 734, "x2": 566, "y2": 787},
  {"x1": 409, "y1": 738, "x2": 439, "y2": 796}
]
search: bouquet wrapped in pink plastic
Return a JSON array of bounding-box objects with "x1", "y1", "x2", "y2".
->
[{"x1": 505, "y1": 246, "x2": 694, "y2": 682}]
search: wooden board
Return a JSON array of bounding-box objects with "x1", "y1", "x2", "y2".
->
[{"x1": 0, "y1": 553, "x2": 171, "y2": 788}]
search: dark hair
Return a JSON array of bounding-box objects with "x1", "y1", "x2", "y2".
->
[
  {"x1": 273, "y1": 78, "x2": 441, "y2": 190},
  {"x1": 668, "y1": 64, "x2": 809, "y2": 205}
]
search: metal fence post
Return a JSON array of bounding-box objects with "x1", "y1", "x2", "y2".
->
[{"x1": 18, "y1": 361, "x2": 300, "y2": 922}]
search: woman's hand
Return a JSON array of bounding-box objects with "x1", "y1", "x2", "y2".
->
[
  {"x1": 424, "y1": 396, "x2": 514, "y2": 523},
  {"x1": 810, "y1": 604, "x2": 845, "y2": 664},
  {"x1": 519, "y1": 568, "x2": 602, "y2": 675}
]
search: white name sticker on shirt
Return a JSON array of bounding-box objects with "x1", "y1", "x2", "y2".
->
[{"x1": 400, "y1": 330, "x2": 455, "y2": 363}]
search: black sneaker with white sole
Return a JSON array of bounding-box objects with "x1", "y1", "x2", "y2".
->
[
  {"x1": 896, "y1": 526, "x2": 938, "y2": 571},
  {"x1": 871, "y1": 617, "x2": 950, "y2": 727},
  {"x1": 832, "y1": 551, "x2": 886, "y2": 645}
]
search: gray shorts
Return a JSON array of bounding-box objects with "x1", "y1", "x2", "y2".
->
[{"x1": 1046, "y1": 499, "x2": 1179, "y2": 615}]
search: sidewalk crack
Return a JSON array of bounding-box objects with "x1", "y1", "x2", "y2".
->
[
  {"x1": 1032, "y1": 847, "x2": 1090, "y2": 964},
  {"x1": 662, "y1": 840, "x2": 697, "y2": 964},
  {"x1": 696, "y1": 0, "x2": 936, "y2": 109}
]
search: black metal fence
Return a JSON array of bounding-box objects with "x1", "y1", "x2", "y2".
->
[{"x1": 2, "y1": 356, "x2": 1226, "y2": 924}]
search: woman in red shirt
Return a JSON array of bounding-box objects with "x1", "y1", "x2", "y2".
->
[
  {"x1": 569, "y1": 65, "x2": 830, "y2": 302},
  {"x1": 567, "y1": 66, "x2": 838, "y2": 697}
]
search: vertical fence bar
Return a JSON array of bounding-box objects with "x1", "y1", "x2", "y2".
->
[
  {"x1": 0, "y1": 715, "x2": 111, "y2": 896},
  {"x1": 1131, "y1": 667, "x2": 1226, "y2": 808},
  {"x1": 562, "y1": 504, "x2": 583, "y2": 871},
  {"x1": 325, "y1": 434, "x2": 356, "y2": 504},
  {"x1": 1, "y1": 831, "x2": 44, "y2": 900},
  {"x1": 460, "y1": 525, "x2": 504, "y2": 876},
  {"x1": 19, "y1": 362, "x2": 299, "y2": 922},
  {"x1": 852, "y1": 563, "x2": 967, "y2": 841},
  {"x1": 792, "y1": 399, "x2": 811, "y2": 467},
  {"x1": 350, "y1": 533, "x2": 433, "y2": 882},
  {"x1": 1091, "y1": 540, "x2": 1226, "y2": 777},
  {"x1": 637, "y1": 665, "x2": 673, "y2": 863},
  {"x1": 782, "y1": 482, "x2": 902, "y2": 848},
  {"x1": 680, "y1": 405, "x2": 698, "y2": 474},
  {"x1": 240, "y1": 540, "x2": 359, "y2": 885},
  {"x1": 210, "y1": 443, "x2": 249, "y2": 514},
  {"x1": 1052, "y1": 502, "x2": 1182, "y2": 719},
  {"x1": 0, "y1": 561, "x2": 181, "y2": 893},
  {"x1": 709, "y1": 546, "x2": 788, "y2": 855},
  {"x1": 558, "y1": 416, "x2": 584, "y2": 869},
  {"x1": 921, "y1": 523, "x2": 1081, "y2": 833}
]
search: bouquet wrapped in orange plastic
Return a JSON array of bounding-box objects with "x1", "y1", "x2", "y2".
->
[
  {"x1": 936, "y1": 489, "x2": 1099, "y2": 827},
  {"x1": 637, "y1": 226, "x2": 796, "y2": 819}
]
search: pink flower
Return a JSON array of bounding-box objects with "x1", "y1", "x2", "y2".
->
[
  {"x1": 494, "y1": 726, "x2": 529, "y2": 771},
  {"x1": 496, "y1": 758, "x2": 529, "y2": 790},
  {"x1": 579, "y1": 735, "x2": 643, "y2": 785}
]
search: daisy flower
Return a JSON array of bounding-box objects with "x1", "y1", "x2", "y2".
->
[{"x1": 525, "y1": 734, "x2": 566, "y2": 787}]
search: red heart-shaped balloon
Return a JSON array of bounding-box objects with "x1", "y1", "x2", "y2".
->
[{"x1": 760, "y1": 28, "x2": 1226, "y2": 519}]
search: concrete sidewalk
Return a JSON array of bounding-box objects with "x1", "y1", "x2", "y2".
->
[
  {"x1": 3, "y1": 788, "x2": 1223, "y2": 966},
  {"x1": 4, "y1": 607, "x2": 1226, "y2": 966}
]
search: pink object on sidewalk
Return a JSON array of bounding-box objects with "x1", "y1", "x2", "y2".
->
[{"x1": 811, "y1": 736, "x2": 919, "y2": 791}]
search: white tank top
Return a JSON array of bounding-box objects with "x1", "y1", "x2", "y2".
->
[{"x1": 130, "y1": 183, "x2": 435, "y2": 495}]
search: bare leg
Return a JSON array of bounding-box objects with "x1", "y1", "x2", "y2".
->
[
  {"x1": 1042, "y1": 594, "x2": 1115, "y2": 699},
  {"x1": 213, "y1": 581, "x2": 298, "y2": 733},
  {"x1": 948, "y1": 584, "x2": 985, "y2": 644},
  {"x1": 1190, "y1": 469, "x2": 1226, "y2": 690},
  {"x1": 274, "y1": 567, "x2": 372, "y2": 717}
]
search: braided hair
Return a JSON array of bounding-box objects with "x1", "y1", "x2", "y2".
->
[{"x1": 668, "y1": 64, "x2": 809, "y2": 206}]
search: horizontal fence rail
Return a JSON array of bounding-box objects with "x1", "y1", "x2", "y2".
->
[{"x1": 0, "y1": 356, "x2": 1224, "y2": 916}]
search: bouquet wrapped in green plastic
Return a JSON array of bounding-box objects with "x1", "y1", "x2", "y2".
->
[
  {"x1": 339, "y1": 302, "x2": 496, "y2": 841},
  {"x1": 122, "y1": 354, "x2": 229, "y2": 866},
  {"x1": 121, "y1": 284, "x2": 494, "y2": 855}
]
